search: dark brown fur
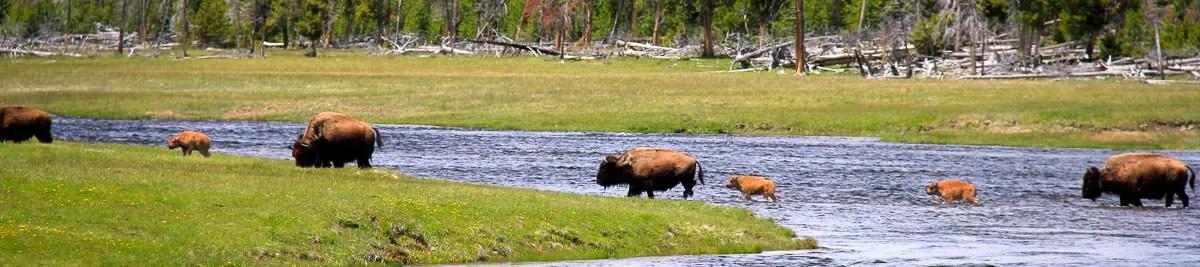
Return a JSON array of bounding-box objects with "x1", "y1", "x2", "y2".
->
[
  {"x1": 291, "y1": 112, "x2": 383, "y2": 168},
  {"x1": 595, "y1": 147, "x2": 704, "y2": 199},
  {"x1": 0, "y1": 106, "x2": 52, "y2": 143},
  {"x1": 1083, "y1": 153, "x2": 1194, "y2": 208},
  {"x1": 167, "y1": 131, "x2": 212, "y2": 157},
  {"x1": 724, "y1": 175, "x2": 779, "y2": 202},
  {"x1": 926, "y1": 179, "x2": 978, "y2": 205}
]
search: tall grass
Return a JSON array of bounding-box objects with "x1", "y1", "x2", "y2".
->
[{"x1": 0, "y1": 142, "x2": 813, "y2": 265}]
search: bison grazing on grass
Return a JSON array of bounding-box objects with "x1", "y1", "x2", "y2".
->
[
  {"x1": 1083, "y1": 153, "x2": 1195, "y2": 208},
  {"x1": 724, "y1": 175, "x2": 779, "y2": 202},
  {"x1": 926, "y1": 179, "x2": 979, "y2": 205},
  {"x1": 596, "y1": 147, "x2": 704, "y2": 199},
  {"x1": 291, "y1": 112, "x2": 383, "y2": 168},
  {"x1": 167, "y1": 131, "x2": 212, "y2": 157},
  {"x1": 0, "y1": 106, "x2": 52, "y2": 143}
]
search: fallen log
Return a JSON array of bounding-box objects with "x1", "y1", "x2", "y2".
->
[
  {"x1": 731, "y1": 41, "x2": 794, "y2": 69},
  {"x1": 1143, "y1": 79, "x2": 1200, "y2": 85},
  {"x1": 0, "y1": 48, "x2": 83, "y2": 57},
  {"x1": 960, "y1": 70, "x2": 1126, "y2": 80},
  {"x1": 467, "y1": 39, "x2": 561, "y2": 56},
  {"x1": 615, "y1": 40, "x2": 678, "y2": 51}
]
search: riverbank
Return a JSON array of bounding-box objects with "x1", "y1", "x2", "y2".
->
[
  {"x1": 2, "y1": 52, "x2": 1199, "y2": 149},
  {"x1": 0, "y1": 142, "x2": 813, "y2": 265}
]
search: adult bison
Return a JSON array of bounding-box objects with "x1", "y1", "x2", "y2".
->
[
  {"x1": 1082, "y1": 153, "x2": 1195, "y2": 208},
  {"x1": 0, "y1": 106, "x2": 52, "y2": 143},
  {"x1": 291, "y1": 112, "x2": 382, "y2": 168},
  {"x1": 596, "y1": 147, "x2": 704, "y2": 199}
]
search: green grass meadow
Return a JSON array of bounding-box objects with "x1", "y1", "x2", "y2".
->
[
  {"x1": 0, "y1": 142, "x2": 812, "y2": 265},
  {"x1": 3, "y1": 51, "x2": 1199, "y2": 149}
]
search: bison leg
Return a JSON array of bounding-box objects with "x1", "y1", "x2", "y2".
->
[
  {"x1": 681, "y1": 180, "x2": 696, "y2": 199},
  {"x1": 182, "y1": 147, "x2": 191, "y2": 156},
  {"x1": 333, "y1": 161, "x2": 345, "y2": 168},
  {"x1": 35, "y1": 128, "x2": 52, "y2": 143},
  {"x1": 645, "y1": 189, "x2": 656, "y2": 199},
  {"x1": 1165, "y1": 192, "x2": 1175, "y2": 208},
  {"x1": 1178, "y1": 190, "x2": 1190, "y2": 208},
  {"x1": 357, "y1": 157, "x2": 372, "y2": 169},
  {"x1": 626, "y1": 185, "x2": 642, "y2": 197},
  {"x1": 1130, "y1": 198, "x2": 1143, "y2": 207},
  {"x1": 767, "y1": 192, "x2": 780, "y2": 202},
  {"x1": 744, "y1": 194, "x2": 754, "y2": 202}
]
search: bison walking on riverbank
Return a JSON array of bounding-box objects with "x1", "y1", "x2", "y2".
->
[
  {"x1": 291, "y1": 112, "x2": 382, "y2": 168},
  {"x1": 596, "y1": 147, "x2": 704, "y2": 199},
  {"x1": 0, "y1": 106, "x2": 52, "y2": 143},
  {"x1": 927, "y1": 179, "x2": 978, "y2": 205},
  {"x1": 1083, "y1": 153, "x2": 1195, "y2": 208},
  {"x1": 167, "y1": 131, "x2": 211, "y2": 157}
]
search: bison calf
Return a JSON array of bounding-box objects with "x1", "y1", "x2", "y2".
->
[
  {"x1": 724, "y1": 175, "x2": 779, "y2": 202},
  {"x1": 926, "y1": 179, "x2": 978, "y2": 205},
  {"x1": 167, "y1": 131, "x2": 211, "y2": 157}
]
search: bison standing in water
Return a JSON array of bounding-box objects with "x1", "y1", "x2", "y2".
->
[
  {"x1": 596, "y1": 147, "x2": 704, "y2": 199},
  {"x1": 291, "y1": 112, "x2": 382, "y2": 168},
  {"x1": 1082, "y1": 153, "x2": 1195, "y2": 208},
  {"x1": 0, "y1": 106, "x2": 52, "y2": 143},
  {"x1": 926, "y1": 179, "x2": 979, "y2": 205}
]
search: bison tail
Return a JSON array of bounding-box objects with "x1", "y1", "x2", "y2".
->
[
  {"x1": 372, "y1": 127, "x2": 384, "y2": 149},
  {"x1": 696, "y1": 161, "x2": 705, "y2": 185},
  {"x1": 1189, "y1": 165, "x2": 1196, "y2": 193}
]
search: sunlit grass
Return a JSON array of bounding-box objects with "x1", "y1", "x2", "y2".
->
[
  {"x1": 2, "y1": 51, "x2": 1199, "y2": 149},
  {"x1": 0, "y1": 142, "x2": 813, "y2": 265}
]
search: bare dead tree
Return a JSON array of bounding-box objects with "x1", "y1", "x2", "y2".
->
[{"x1": 795, "y1": 0, "x2": 805, "y2": 74}]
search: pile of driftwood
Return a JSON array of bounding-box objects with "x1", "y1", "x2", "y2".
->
[{"x1": 727, "y1": 36, "x2": 1200, "y2": 82}]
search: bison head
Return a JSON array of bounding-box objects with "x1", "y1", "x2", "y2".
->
[
  {"x1": 166, "y1": 135, "x2": 181, "y2": 149},
  {"x1": 1082, "y1": 167, "x2": 1103, "y2": 200},
  {"x1": 724, "y1": 176, "x2": 740, "y2": 189},
  {"x1": 596, "y1": 155, "x2": 630, "y2": 187},
  {"x1": 291, "y1": 137, "x2": 318, "y2": 167},
  {"x1": 925, "y1": 182, "x2": 939, "y2": 195}
]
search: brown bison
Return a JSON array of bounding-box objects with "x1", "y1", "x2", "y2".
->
[
  {"x1": 724, "y1": 175, "x2": 779, "y2": 202},
  {"x1": 291, "y1": 112, "x2": 383, "y2": 168},
  {"x1": 596, "y1": 147, "x2": 704, "y2": 199},
  {"x1": 1082, "y1": 153, "x2": 1195, "y2": 208},
  {"x1": 926, "y1": 179, "x2": 979, "y2": 205},
  {"x1": 0, "y1": 106, "x2": 52, "y2": 143},
  {"x1": 167, "y1": 131, "x2": 212, "y2": 157}
]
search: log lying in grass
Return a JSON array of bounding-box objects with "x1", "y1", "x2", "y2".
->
[
  {"x1": 0, "y1": 48, "x2": 83, "y2": 57},
  {"x1": 616, "y1": 40, "x2": 679, "y2": 52},
  {"x1": 467, "y1": 39, "x2": 562, "y2": 56}
]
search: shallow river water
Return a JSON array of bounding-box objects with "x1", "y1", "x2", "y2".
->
[{"x1": 53, "y1": 117, "x2": 1200, "y2": 266}]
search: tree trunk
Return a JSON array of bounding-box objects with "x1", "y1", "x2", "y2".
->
[
  {"x1": 607, "y1": 0, "x2": 623, "y2": 42},
  {"x1": 857, "y1": 0, "x2": 867, "y2": 32},
  {"x1": 446, "y1": 0, "x2": 459, "y2": 44},
  {"x1": 178, "y1": 0, "x2": 189, "y2": 57},
  {"x1": 139, "y1": 0, "x2": 150, "y2": 44},
  {"x1": 395, "y1": 0, "x2": 404, "y2": 37},
  {"x1": 651, "y1": 0, "x2": 663, "y2": 45},
  {"x1": 581, "y1": 1, "x2": 592, "y2": 45},
  {"x1": 701, "y1": 0, "x2": 713, "y2": 57},
  {"x1": 758, "y1": 19, "x2": 768, "y2": 47},
  {"x1": 118, "y1": 0, "x2": 129, "y2": 55},
  {"x1": 795, "y1": 0, "x2": 805, "y2": 74},
  {"x1": 629, "y1": 0, "x2": 638, "y2": 39}
]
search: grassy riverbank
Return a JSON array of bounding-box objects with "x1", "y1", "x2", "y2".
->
[
  {"x1": 0, "y1": 142, "x2": 812, "y2": 265},
  {"x1": 2, "y1": 52, "x2": 1199, "y2": 149}
]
